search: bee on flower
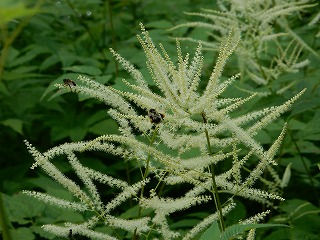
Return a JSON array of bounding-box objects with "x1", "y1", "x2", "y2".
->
[
  {"x1": 148, "y1": 109, "x2": 165, "y2": 124},
  {"x1": 63, "y1": 79, "x2": 77, "y2": 92}
]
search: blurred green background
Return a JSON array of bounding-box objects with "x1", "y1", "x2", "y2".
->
[{"x1": 0, "y1": 0, "x2": 319, "y2": 239}]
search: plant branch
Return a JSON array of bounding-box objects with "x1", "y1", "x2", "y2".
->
[
  {"x1": 132, "y1": 128, "x2": 158, "y2": 240},
  {"x1": 107, "y1": 0, "x2": 119, "y2": 76},
  {"x1": 202, "y1": 112, "x2": 225, "y2": 232}
]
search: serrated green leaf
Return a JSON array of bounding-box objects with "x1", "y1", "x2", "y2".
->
[
  {"x1": 120, "y1": 205, "x2": 140, "y2": 219},
  {"x1": 11, "y1": 66, "x2": 38, "y2": 74},
  {"x1": 69, "y1": 127, "x2": 87, "y2": 141},
  {"x1": 89, "y1": 118, "x2": 119, "y2": 135},
  {"x1": 5, "y1": 47, "x2": 20, "y2": 67},
  {"x1": 9, "y1": 44, "x2": 49, "y2": 68},
  {"x1": 0, "y1": 81, "x2": 10, "y2": 95},
  {"x1": 281, "y1": 157, "x2": 311, "y2": 173},
  {"x1": 288, "y1": 119, "x2": 306, "y2": 130},
  {"x1": 0, "y1": 1, "x2": 39, "y2": 25},
  {"x1": 1, "y1": 118, "x2": 23, "y2": 134},
  {"x1": 281, "y1": 199, "x2": 319, "y2": 219},
  {"x1": 199, "y1": 220, "x2": 220, "y2": 240},
  {"x1": 95, "y1": 75, "x2": 113, "y2": 84},
  {"x1": 119, "y1": 205, "x2": 153, "y2": 220},
  {"x1": 63, "y1": 65, "x2": 102, "y2": 75},
  {"x1": 220, "y1": 223, "x2": 289, "y2": 240},
  {"x1": 55, "y1": 211, "x2": 84, "y2": 222},
  {"x1": 39, "y1": 54, "x2": 60, "y2": 71},
  {"x1": 10, "y1": 227, "x2": 35, "y2": 240},
  {"x1": 29, "y1": 225, "x2": 55, "y2": 240},
  {"x1": 85, "y1": 111, "x2": 109, "y2": 126},
  {"x1": 171, "y1": 219, "x2": 199, "y2": 229},
  {"x1": 3, "y1": 193, "x2": 46, "y2": 224}
]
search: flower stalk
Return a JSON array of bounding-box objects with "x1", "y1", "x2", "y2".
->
[
  {"x1": 133, "y1": 128, "x2": 158, "y2": 240},
  {"x1": 202, "y1": 112, "x2": 225, "y2": 232}
]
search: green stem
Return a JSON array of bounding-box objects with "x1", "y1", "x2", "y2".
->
[
  {"x1": 65, "y1": 0, "x2": 107, "y2": 69},
  {"x1": 250, "y1": 34, "x2": 274, "y2": 94},
  {"x1": 288, "y1": 128, "x2": 319, "y2": 201},
  {"x1": 132, "y1": 129, "x2": 158, "y2": 240},
  {"x1": 107, "y1": 0, "x2": 119, "y2": 76},
  {"x1": 202, "y1": 112, "x2": 225, "y2": 232}
]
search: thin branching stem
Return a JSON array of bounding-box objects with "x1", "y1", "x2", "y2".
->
[
  {"x1": 202, "y1": 112, "x2": 225, "y2": 232},
  {"x1": 133, "y1": 128, "x2": 158, "y2": 240},
  {"x1": 288, "y1": 127, "x2": 319, "y2": 200},
  {"x1": 65, "y1": 0, "x2": 108, "y2": 68},
  {"x1": 107, "y1": 0, "x2": 119, "y2": 76}
]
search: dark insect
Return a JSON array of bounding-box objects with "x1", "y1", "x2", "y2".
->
[
  {"x1": 148, "y1": 108, "x2": 165, "y2": 124},
  {"x1": 68, "y1": 229, "x2": 72, "y2": 237},
  {"x1": 63, "y1": 79, "x2": 76, "y2": 91}
]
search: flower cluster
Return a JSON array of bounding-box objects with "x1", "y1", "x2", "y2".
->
[
  {"x1": 24, "y1": 23, "x2": 304, "y2": 239},
  {"x1": 170, "y1": 0, "x2": 315, "y2": 86}
]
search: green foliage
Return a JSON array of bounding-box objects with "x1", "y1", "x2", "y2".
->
[
  {"x1": 258, "y1": 199, "x2": 320, "y2": 239},
  {"x1": 199, "y1": 220, "x2": 220, "y2": 240},
  {"x1": 200, "y1": 220, "x2": 288, "y2": 240},
  {"x1": 0, "y1": 0, "x2": 39, "y2": 26},
  {"x1": 0, "y1": 0, "x2": 319, "y2": 239},
  {"x1": 19, "y1": 20, "x2": 305, "y2": 240},
  {"x1": 1, "y1": 191, "x2": 84, "y2": 240},
  {"x1": 170, "y1": 0, "x2": 319, "y2": 88}
]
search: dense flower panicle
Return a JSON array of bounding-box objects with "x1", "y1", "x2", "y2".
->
[
  {"x1": 140, "y1": 192, "x2": 212, "y2": 217},
  {"x1": 179, "y1": 151, "x2": 234, "y2": 170},
  {"x1": 248, "y1": 89, "x2": 305, "y2": 135},
  {"x1": 240, "y1": 210, "x2": 271, "y2": 224},
  {"x1": 308, "y1": 11, "x2": 320, "y2": 37},
  {"x1": 103, "y1": 178, "x2": 150, "y2": 214},
  {"x1": 66, "y1": 152, "x2": 103, "y2": 210},
  {"x1": 42, "y1": 224, "x2": 118, "y2": 240},
  {"x1": 24, "y1": 23, "x2": 305, "y2": 239},
  {"x1": 84, "y1": 167, "x2": 129, "y2": 189},
  {"x1": 217, "y1": 177, "x2": 285, "y2": 204},
  {"x1": 106, "y1": 215, "x2": 151, "y2": 233},
  {"x1": 170, "y1": 0, "x2": 315, "y2": 85},
  {"x1": 247, "y1": 229, "x2": 256, "y2": 240},
  {"x1": 107, "y1": 109, "x2": 134, "y2": 137},
  {"x1": 22, "y1": 190, "x2": 88, "y2": 211},
  {"x1": 24, "y1": 141, "x2": 92, "y2": 205}
]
